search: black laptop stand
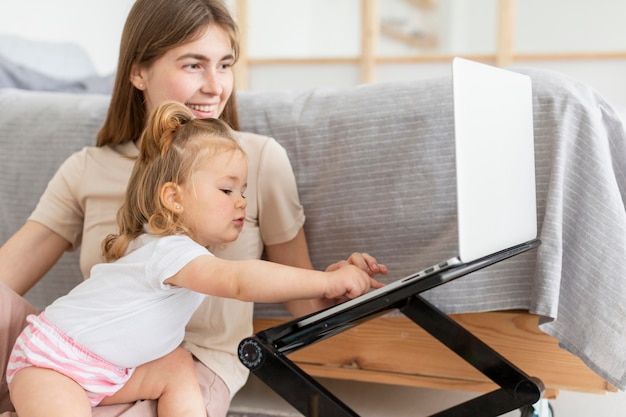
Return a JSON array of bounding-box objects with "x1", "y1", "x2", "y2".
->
[{"x1": 239, "y1": 239, "x2": 544, "y2": 417}]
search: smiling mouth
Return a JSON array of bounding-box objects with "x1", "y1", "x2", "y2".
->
[{"x1": 187, "y1": 103, "x2": 217, "y2": 114}]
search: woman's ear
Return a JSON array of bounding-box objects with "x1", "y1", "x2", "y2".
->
[
  {"x1": 130, "y1": 64, "x2": 146, "y2": 91},
  {"x1": 160, "y1": 182, "x2": 183, "y2": 213}
]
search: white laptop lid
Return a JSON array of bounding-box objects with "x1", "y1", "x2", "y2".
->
[{"x1": 453, "y1": 57, "x2": 537, "y2": 262}]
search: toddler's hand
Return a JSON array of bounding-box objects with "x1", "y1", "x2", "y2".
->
[{"x1": 324, "y1": 264, "x2": 384, "y2": 300}]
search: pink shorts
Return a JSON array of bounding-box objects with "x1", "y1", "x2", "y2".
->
[{"x1": 6, "y1": 313, "x2": 134, "y2": 406}]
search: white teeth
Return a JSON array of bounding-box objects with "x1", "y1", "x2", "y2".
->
[{"x1": 188, "y1": 104, "x2": 216, "y2": 113}]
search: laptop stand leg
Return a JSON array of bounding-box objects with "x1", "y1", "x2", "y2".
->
[
  {"x1": 239, "y1": 336, "x2": 359, "y2": 417},
  {"x1": 400, "y1": 295, "x2": 544, "y2": 417}
]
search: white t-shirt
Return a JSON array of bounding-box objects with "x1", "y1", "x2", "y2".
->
[{"x1": 45, "y1": 234, "x2": 208, "y2": 368}]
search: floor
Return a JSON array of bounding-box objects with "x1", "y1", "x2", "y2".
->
[{"x1": 230, "y1": 375, "x2": 626, "y2": 417}]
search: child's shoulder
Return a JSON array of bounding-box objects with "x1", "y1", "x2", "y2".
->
[
  {"x1": 129, "y1": 233, "x2": 203, "y2": 254},
  {"x1": 121, "y1": 234, "x2": 210, "y2": 272}
]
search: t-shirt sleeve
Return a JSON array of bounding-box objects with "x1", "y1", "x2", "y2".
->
[
  {"x1": 256, "y1": 138, "x2": 306, "y2": 245},
  {"x1": 28, "y1": 149, "x2": 87, "y2": 249},
  {"x1": 145, "y1": 235, "x2": 212, "y2": 290}
]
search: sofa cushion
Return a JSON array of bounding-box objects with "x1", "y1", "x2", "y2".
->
[{"x1": 0, "y1": 88, "x2": 110, "y2": 306}]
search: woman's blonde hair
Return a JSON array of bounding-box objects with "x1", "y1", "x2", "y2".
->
[
  {"x1": 103, "y1": 101, "x2": 245, "y2": 261},
  {"x1": 97, "y1": 0, "x2": 240, "y2": 147}
]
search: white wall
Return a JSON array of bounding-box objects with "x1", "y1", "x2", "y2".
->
[
  {"x1": 2, "y1": 0, "x2": 626, "y2": 112},
  {"x1": 0, "y1": 0, "x2": 135, "y2": 75}
]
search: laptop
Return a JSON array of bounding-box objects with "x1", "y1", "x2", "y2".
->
[{"x1": 291, "y1": 58, "x2": 537, "y2": 329}]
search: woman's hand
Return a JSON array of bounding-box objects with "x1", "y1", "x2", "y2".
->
[{"x1": 325, "y1": 252, "x2": 388, "y2": 277}]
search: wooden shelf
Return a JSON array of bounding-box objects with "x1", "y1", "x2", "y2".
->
[
  {"x1": 233, "y1": 0, "x2": 521, "y2": 88},
  {"x1": 380, "y1": 21, "x2": 437, "y2": 49},
  {"x1": 234, "y1": 0, "x2": 626, "y2": 89},
  {"x1": 254, "y1": 311, "x2": 617, "y2": 397},
  {"x1": 404, "y1": 0, "x2": 436, "y2": 10}
]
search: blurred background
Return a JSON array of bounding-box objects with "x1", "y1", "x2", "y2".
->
[{"x1": 2, "y1": 0, "x2": 626, "y2": 111}]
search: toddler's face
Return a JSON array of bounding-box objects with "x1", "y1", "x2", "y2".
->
[{"x1": 179, "y1": 150, "x2": 247, "y2": 247}]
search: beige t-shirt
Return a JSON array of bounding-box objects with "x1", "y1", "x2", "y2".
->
[{"x1": 29, "y1": 131, "x2": 305, "y2": 396}]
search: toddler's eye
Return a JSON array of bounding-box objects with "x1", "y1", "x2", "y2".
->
[{"x1": 221, "y1": 189, "x2": 232, "y2": 195}]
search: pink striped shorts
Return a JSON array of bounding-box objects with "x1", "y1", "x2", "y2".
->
[{"x1": 6, "y1": 313, "x2": 134, "y2": 406}]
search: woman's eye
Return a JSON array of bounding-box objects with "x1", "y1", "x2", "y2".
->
[{"x1": 219, "y1": 60, "x2": 234, "y2": 70}]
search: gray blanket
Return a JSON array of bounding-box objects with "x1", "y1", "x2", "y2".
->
[{"x1": 0, "y1": 67, "x2": 624, "y2": 390}]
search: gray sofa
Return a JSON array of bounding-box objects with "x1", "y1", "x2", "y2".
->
[{"x1": 1, "y1": 67, "x2": 625, "y2": 395}]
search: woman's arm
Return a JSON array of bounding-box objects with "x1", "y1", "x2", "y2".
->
[
  {"x1": 264, "y1": 228, "x2": 318, "y2": 316},
  {"x1": 165, "y1": 249, "x2": 382, "y2": 303},
  {"x1": 0, "y1": 221, "x2": 70, "y2": 295}
]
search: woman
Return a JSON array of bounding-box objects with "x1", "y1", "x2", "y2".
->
[{"x1": 0, "y1": 1, "x2": 386, "y2": 416}]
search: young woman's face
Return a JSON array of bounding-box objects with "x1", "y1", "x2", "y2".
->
[
  {"x1": 132, "y1": 24, "x2": 235, "y2": 120},
  {"x1": 179, "y1": 150, "x2": 248, "y2": 247}
]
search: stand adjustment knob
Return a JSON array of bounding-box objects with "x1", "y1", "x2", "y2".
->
[{"x1": 238, "y1": 338, "x2": 264, "y2": 370}]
